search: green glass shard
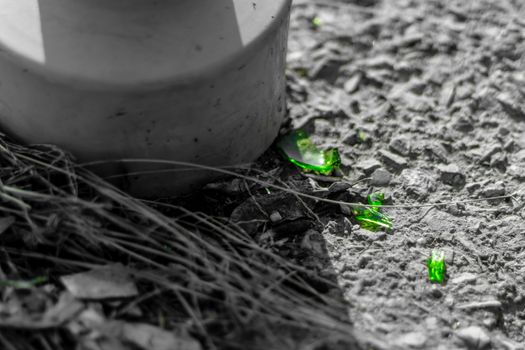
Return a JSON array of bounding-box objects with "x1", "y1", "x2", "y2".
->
[
  {"x1": 352, "y1": 205, "x2": 393, "y2": 232},
  {"x1": 352, "y1": 193, "x2": 392, "y2": 231},
  {"x1": 277, "y1": 130, "x2": 341, "y2": 175},
  {"x1": 312, "y1": 17, "x2": 322, "y2": 28},
  {"x1": 368, "y1": 192, "x2": 385, "y2": 208},
  {"x1": 427, "y1": 250, "x2": 446, "y2": 283},
  {"x1": 358, "y1": 130, "x2": 367, "y2": 142}
]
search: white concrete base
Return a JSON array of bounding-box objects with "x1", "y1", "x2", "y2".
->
[{"x1": 0, "y1": 0, "x2": 291, "y2": 196}]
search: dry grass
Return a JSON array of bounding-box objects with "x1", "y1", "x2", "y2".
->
[{"x1": 0, "y1": 134, "x2": 367, "y2": 350}]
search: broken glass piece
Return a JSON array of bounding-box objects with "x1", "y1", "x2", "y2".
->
[
  {"x1": 427, "y1": 250, "x2": 446, "y2": 283},
  {"x1": 352, "y1": 205, "x2": 393, "y2": 231},
  {"x1": 277, "y1": 130, "x2": 341, "y2": 175},
  {"x1": 368, "y1": 192, "x2": 385, "y2": 207},
  {"x1": 358, "y1": 130, "x2": 367, "y2": 143}
]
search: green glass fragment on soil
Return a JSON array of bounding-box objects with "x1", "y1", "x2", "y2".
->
[
  {"x1": 352, "y1": 205, "x2": 392, "y2": 231},
  {"x1": 277, "y1": 130, "x2": 341, "y2": 175},
  {"x1": 357, "y1": 130, "x2": 367, "y2": 143},
  {"x1": 427, "y1": 250, "x2": 446, "y2": 283},
  {"x1": 352, "y1": 192, "x2": 392, "y2": 232},
  {"x1": 368, "y1": 192, "x2": 385, "y2": 208}
]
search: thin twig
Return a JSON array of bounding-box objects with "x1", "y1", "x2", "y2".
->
[{"x1": 79, "y1": 159, "x2": 519, "y2": 209}]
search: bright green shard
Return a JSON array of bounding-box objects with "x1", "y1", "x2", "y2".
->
[
  {"x1": 368, "y1": 192, "x2": 385, "y2": 208},
  {"x1": 427, "y1": 250, "x2": 446, "y2": 283},
  {"x1": 352, "y1": 192, "x2": 392, "y2": 232},
  {"x1": 277, "y1": 130, "x2": 341, "y2": 175},
  {"x1": 312, "y1": 17, "x2": 322, "y2": 28},
  {"x1": 358, "y1": 130, "x2": 367, "y2": 143},
  {"x1": 352, "y1": 205, "x2": 392, "y2": 231}
]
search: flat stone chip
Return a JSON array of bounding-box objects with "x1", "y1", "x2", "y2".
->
[{"x1": 61, "y1": 263, "x2": 138, "y2": 300}]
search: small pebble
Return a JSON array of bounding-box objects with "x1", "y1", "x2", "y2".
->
[
  {"x1": 394, "y1": 331, "x2": 428, "y2": 348},
  {"x1": 450, "y1": 273, "x2": 477, "y2": 286},
  {"x1": 344, "y1": 73, "x2": 362, "y2": 94},
  {"x1": 455, "y1": 326, "x2": 491, "y2": 349},
  {"x1": 480, "y1": 182, "x2": 505, "y2": 197},
  {"x1": 438, "y1": 163, "x2": 466, "y2": 187},
  {"x1": 370, "y1": 168, "x2": 392, "y2": 186},
  {"x1": 389, "y1": 136, "x2": 411, "y2": 156},
  {"x1": 355, "y1": 158, "x2": 382, "y2": 175},
  {"x1": 269, "y1": 211, "x2": 283, "y2": 223},
  {"x1": 379, "y1": 149, "x2": 408, "y2": 172},
  {"x1": 430, "y1": 287, "x2": 443, "y2": 299}
]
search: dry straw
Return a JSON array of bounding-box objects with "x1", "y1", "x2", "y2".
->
[{"x1": 0, "y1": 136, "x2": 367, "y2": 350}]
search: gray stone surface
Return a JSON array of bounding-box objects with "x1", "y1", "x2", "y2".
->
[
  {"x1": 370, "y1": 168, "x2": 392, "y2": 186},
  {"x1": 379, "y1": 150, "x2": 408, "y2": 171},
  {"x1": 438, "y1": 163, "x2": 466, "y2": 187},
  {"x1": 455, "y1": 326, "x2": 491, "y2": 349}
]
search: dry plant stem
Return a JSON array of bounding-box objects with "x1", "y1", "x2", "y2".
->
[
  {"x1": 2, "y1": 249, "x2": 102, "y2": 269},
  {"x1": 80, "y1": 158, "x2": 519, "y2": 209},
  {"x1": 0, "y1": 138, "x2": 378, "y2": 347},
  {"x1": 147, "y1": 201, "x2": 342, "y2": 290},
  {"x1": 0, "y1": 334, "x2": 18, "y2": 350}
]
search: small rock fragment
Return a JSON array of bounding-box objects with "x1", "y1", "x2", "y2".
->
[
  {"x1": 366, "y1": 101, "x2": 393, "y2": 120},
  {"x1": 310, "y1": 57, "x2": 346, "y2": 83},
  {"x1": 343, "y1": 130, "x2": 364, "y2": 146},
  {"x1": 389, "y1": 136, "x2": 411, "y2": 156},
  {"x1": 452, "y1": 116, "x2": 475, "y2": 132},
  {"x1": 457, "y1": 300, "x2": 502, "y2": 311},
  {"x1": 440, "y1": 81, "x2": 456, "y2": 107},
  {"x1": 400, "y1": 168, "x2": 435, "y2": 199},
  {"x1": 363, "y1": 54, "x2": 395, "y2": 69},
  {"x1": 379, "y1": 150, "x2": 408, "y2": 171},
  {"x1": 465, "y1": 182, "x2": 481, "y2": 194},
  {"x1": 269, "y1": 211, "x2": 283, "y2": 223},
  {"x1": 455, "y1": 84, "x2": 474, "y2": 100},
  {"x1": 479, "y1": 144, "x2": 502, "y2": 163},
  {"x1": 370, "y1": 168, "x2": 392, "y2": 186},
  {"x1": 507, "y1": 164, "x2": 525, "y2": 180},
  {"x1": 394, "y1": 331, "x2": 428, "y2": 348},
  {"x1": 455, "y1": 326, "x2": 491, "y2": 349},
  {"x1": 515, "y1": 149, "x2": 525, "y2": 162},
  {"x1": 405, "y1": 93, "x2": 434, "y2": 113},
  {"x1": 61, "y1": 264, "x2": 138, "y2": 300},
  {"x1": 498, "y1": 126, "x2": 510, "y2": 136},
  {"x1": 344, "y1": 73, "x2": 362, "y2": 94},
  {"x1": 480, "y1": 182, "x2": 505, "y2": 198},
  {"x1": 121, "y1": 323, "x2": 202, "y2": 350},
  {"x1": 426, "y1": 143, "x2": 449, "y2": 163},
  {"x1": 496, "y1": 92, "x2": 525, "y2": 119},
  {"x1": 438, "y1": 164, "x2": 466, "y2": 187},
  {"x1": 489, "y1": 152, "x2": 507, "y2": 170},
  {"x1": 450, "y1": 272, "x2": 477, "y2": 285},
  {"x1": 328, "y1": 181, "x2": 352, "y2": 193},
  {"x1": 355, "y1": 158, "x2": 382, "y2": 175}
]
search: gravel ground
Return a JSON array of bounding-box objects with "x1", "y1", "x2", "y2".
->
[{"x1": 278, "y1": 0, "x2": 525, "y2": 348}]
